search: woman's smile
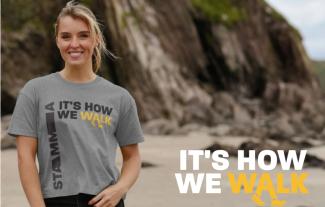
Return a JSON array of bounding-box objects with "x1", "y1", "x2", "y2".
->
[{"x1": 68, "y1": 51, "x2": 84, "y2": 59}]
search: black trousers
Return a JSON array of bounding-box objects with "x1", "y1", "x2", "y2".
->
[{"x1": 44, "y1": 193, "x2": 124, "y2": 207}]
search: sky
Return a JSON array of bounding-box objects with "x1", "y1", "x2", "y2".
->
[{"x1": 265, "y1": 0, "x2": 325, "y2": 60}]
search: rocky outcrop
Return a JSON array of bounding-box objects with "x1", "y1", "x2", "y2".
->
[
  {"x1": 100, "y1": 0, "x2": 322, "y2": 126},
  {"x1": 101, "y1": 0, "x2": 214, "y2": 124},
  {"x1": 2, "y1": 0, "x2": 324, "y2": 149}
]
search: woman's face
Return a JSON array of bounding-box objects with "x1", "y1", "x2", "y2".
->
[{"x1": 56, "y1": 15, "x2": 97, "y2": 68}]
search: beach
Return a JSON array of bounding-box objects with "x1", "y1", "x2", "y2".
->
[{"x1": 2, "y1": 132, "x2": 325, "y2": 207}]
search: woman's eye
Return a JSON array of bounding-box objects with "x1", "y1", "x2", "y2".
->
[
  {"x1": 61, "y1": 36, "x2": 70, "y2": 39},
  {"x1": 80, "y1": 34, "x2": 89, "y2": 38}
]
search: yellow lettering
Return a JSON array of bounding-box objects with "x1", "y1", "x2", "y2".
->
[
  {"x1": 105, "y1": 116, "x2": 112, "y2": 126},
  {"x1": 80, "y1": 112, "x2": 112, "y2": 128},
  {"x1": 291, "y1": 173, "x2": 308, "y2": 193},
  {"x1": 228, "y1": 172, "x2": 256, "y2": 193},
  {"x1": 80, "y1": 111, "x2": 93, "y2": 120},
  {"x1": 91, "y1": 113, "x2": 103, "y2": 128},
  {"x1": 254, "y1": 173, "x2": 285, "y2": 207},
  {"x1": 277, "y1": 173, "x2": 290, "y2": 194},
  {"x1": 228, "y1": 172, "x2": 308, "y2": 207}
]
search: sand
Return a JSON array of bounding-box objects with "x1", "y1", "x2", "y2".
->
[{"x1": 2, "y1": 132, "x2": 325, "y2": 207}]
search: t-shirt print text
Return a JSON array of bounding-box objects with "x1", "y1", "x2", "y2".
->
[
  {"x1": 57, "y1": 100, "x2": 114, "y2": 128},
  {"x1": 44, "y1": 100, "x2": 114, "y2": 190},
  {"x1": 45, "y1": 102, "x2": 63, "y2": 190}
]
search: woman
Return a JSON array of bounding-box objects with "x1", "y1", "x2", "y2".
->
[{"x1": 7, "y1": 1, "x2": 144, "y2": 207}]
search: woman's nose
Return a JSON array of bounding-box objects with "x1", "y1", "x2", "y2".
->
[{"x1": 70, "y1": 37, "x2": 80, "y2": 47}]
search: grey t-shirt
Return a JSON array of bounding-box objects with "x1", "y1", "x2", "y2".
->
[{"x1": 7, "y1": 72, "x2": 144, "y2": 199}]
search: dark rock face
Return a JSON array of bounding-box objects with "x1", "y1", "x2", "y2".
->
[
  {"x1": 101, "y1": 0, "x2": 321, "y2": 124},
  {"x1": 102, "y1": 0, "x2": 212, "y2": 124},
  {"x1": 191, "y1": 0, "x2": 318, "y2": 95},
  {"x1": 2, "y1": 0, "x2": 324, "y2": 144},
  {"x1": 1, "y1": 0, "x2": 67, "y2": 114}
]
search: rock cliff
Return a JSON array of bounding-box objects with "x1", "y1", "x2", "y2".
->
[{"x1": 2, "y1": 0, "x2": 324, "y2": 148}]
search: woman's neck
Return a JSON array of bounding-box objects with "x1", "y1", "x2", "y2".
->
[{"x1": 60, "y1": 64, "x2": 96, "y2": 83}]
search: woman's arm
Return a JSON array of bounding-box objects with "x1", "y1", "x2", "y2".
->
[
  {"x1": 88, "y1": 143, "x2": 141, "y2": 207},
  {"x1": 116, "y1": 143, "x2": 142, "y2": 192},
  {"x1": 16, "y1": 136, "x2": 46, "y2": 207}
]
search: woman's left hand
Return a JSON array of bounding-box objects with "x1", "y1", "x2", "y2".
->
[
  {"x1": 89, "y1": 144, "x2": 141, "y2": 206},
  {"x1": 88, "y1": 184, "x2": 126, "y2": 207}
]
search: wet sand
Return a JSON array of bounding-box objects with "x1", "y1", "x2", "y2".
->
[{"x1": 2, "y1": 132, "x2": 325, "y2": 207}]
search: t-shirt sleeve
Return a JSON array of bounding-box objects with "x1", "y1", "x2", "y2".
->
[
  {"x1": 7, "y1": 82, "x2": 38, "y2": 139},
  {"x1": 115, "y1": 91, "x2": 144, "y2": 147}
]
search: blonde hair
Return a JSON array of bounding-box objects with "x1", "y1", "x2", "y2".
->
[{"x1": 54, "y1": 0, "x2": 118, "y2": 73}]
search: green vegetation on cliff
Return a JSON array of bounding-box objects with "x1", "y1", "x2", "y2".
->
[
  {"x1": 313, "y1": 60, "x2": 325, "y2": 90},
  {"x1": 2, "y1": 0, "x2": 44, "y2": 32},
  {"x1": 191, "y1": 0, "x2": 246, "y2": 26}
]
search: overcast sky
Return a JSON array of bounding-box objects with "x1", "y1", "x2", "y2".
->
[{"x1": 265, "y1": 0, "x2": 325, "y2": 60}]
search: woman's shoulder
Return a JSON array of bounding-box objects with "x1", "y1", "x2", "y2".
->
[
  {"x1": 99, "y1": 77, "x2": 132, "y2": 97},
  {"x1": 23, "y1": 73, "x2": 54, "y2": 87},
  {"x1": 18, "y1": 73, "x2": 55, "y2": 99},
  {"x1": 99, "y1": 77, "x2": 136, "y2": 108}
]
